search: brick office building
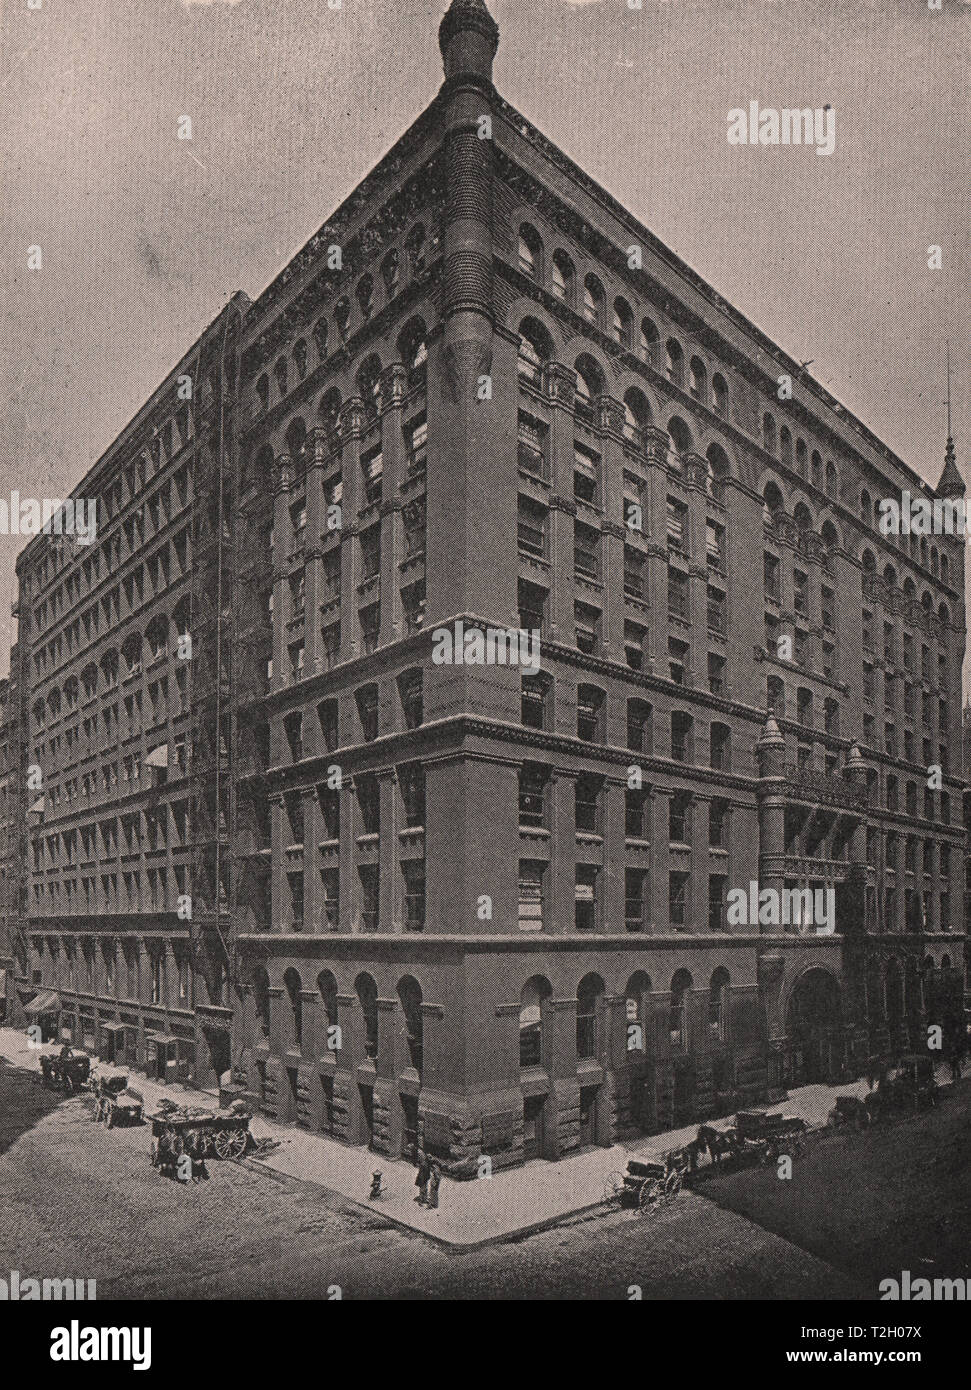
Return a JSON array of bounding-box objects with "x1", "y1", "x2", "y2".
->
[
  {"x1": 5, "y1": 0, "x2": 965, "y2": 1162},
  {"x1": 228, "y1": 0, "x2": 966, "y2": 1165},
  {"x1": 6, "y1": 300, "x2": 249, "y2": 1085}
]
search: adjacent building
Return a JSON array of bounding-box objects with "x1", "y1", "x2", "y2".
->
[{"x1": 3, "y1": 0, "x2": 966, "y2": 1163}]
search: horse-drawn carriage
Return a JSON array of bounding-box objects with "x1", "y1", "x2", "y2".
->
[
  {"x1": 92, "y1": 1070, "x2": 144, "y2": 1128},
  {"x1": 867, "y1": 1054, "x2": 938, "y2": 1120},
  {"x1": 149, "y1": 1100, "x2": 252, "y2": 1176},
  {"x1": 697, "y1": 1109, "x2": 809, "y2": 1167},
  {"x1": 39, "y1": 1049, "x2": 91, "y2": 1094},
  {"x1": 603, "y1": 1148, "x2": 692, "y2": 1213}
]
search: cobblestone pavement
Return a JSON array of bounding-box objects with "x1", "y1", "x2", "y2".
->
[{"x1": 0, "y1": 1051, "x2": 866, "y2": 1300}]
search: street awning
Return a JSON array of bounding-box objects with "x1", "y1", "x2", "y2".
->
[
  {"x1": 145, "y1": 745, "x2": 169, "y2": 768},
  {"x1": 145, "y1": 1032, "x2": 177, "y2": 1048},
  {"x1": 102, "y1": 1022, "x2": 126, "y2": 1035},
  {"x1": 24, "y1": 990, "x2": 61, "y2": 1016}
]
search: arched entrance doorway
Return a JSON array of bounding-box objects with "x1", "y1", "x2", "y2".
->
[{"x1": 785, "y1": 968, "x2": 841, "y2": 1085}]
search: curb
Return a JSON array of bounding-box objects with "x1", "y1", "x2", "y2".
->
[{"x1": 239, "y1": 1154, "x2": 609, "y2": 1252}]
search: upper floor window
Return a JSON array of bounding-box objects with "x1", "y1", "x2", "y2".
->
[{"x1": 518, "y1": 223, "x2": 543, "y2": 279}]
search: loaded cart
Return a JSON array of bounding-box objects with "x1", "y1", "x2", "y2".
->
[
  {"x1": 149, "y1": 1100, "x2": 252, "y2": 1175},
  {"x1": 39, "y1": 1048, "x2": 91, "y2": 1094}
]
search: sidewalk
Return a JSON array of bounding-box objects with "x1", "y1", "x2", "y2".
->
[{"x1": 0, "y1": 1027, "x2": 957, "y2": 1250}]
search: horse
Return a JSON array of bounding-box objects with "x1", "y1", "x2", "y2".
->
[{"x1": 696, "y1": 1124, "x2": 737, "y2": 1166}]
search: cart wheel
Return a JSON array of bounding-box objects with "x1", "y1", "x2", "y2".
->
[
  {"x1": 213, "y1": 1129, "x2": 233, "y2": 1160},
  {"x1": 664, "y1": 1170, "x2": 683, "y2": 1202},
  {"x1": 229, "y1": 1129, "x2": 249, "y2": 1160},
  {"x1": 602, "y1": 1171, "x2": 625, "y2": 1206},
  {"x1": 638, "y1": 1179, "x2": 661, "y2": 1213}
]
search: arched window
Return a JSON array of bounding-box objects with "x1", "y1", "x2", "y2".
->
[
  {"x1": 941, "y1": 553, "x2": 949, "y2": 585},
  {"x1": 255, "y1": 374, "x2": 270, "y2": 414},
  {"x1": 939, "y1": 602, "x2": 949, "y2": 625},
  {"x1": 709, "y1": 968, "x2": 730, "y2": 1042},
  {"x1": 404, "y1": 223, "x2": 426, "y2": 274},
  {"x1": 518, "y1": 317, "x2": 553, "y2": 386},
  {"x1": 825, "y1": 460, "x2": 837, "y2": 497},
  {"x1": 796, "y1": 438, "x2": 808, "y2": 479},
  {"x1": 821, "y1": 519, "x2": 839, "y2": 551},
  {"x1": 931, "y1": 546, "x2": 939, "y2": 577},
  {"x1": 146, "y1": 614, "x2": 168, "y2": 662},
  {"x1": 100, "y1": 649, "x2": 119, "y2": 690},
  {"x1": 381, "y1": 248, "x2": 400, "y2": 296},
  {"x1": 624, "y1": 972, "x2": 651, "y2": 1054},
  {"x1": 640, "y1": 318, "x2": 660, "y2": 368},
  {"x1": 285, "y1": 416, "x2": 308, "y2": 481},
  {"x1": 710, "y1": 721, "x2": 731, "y2": 770},
  {"x1": 81, "y1": 663, "x2": 98, "y2": 702},
  {"x1": 793, "y1": 502, "x2": 813, "y2": 532},
  {"x1": 356, "y1": 354, "x2": 383, "y2": 421},
  {"x1": 689, "y1": 356, "x2": 707, "y2": 404},
  {"x1": 293, "y1": 339, "x2": 308, "y2": 381},
  {"x1": 883, "y1": 563, "x2": 897, "y2": 586},
  {"x1": 121, "y1": 633, "x2": 142, "y2": 679},
  {"x1": 318, "y1": 388, "x2": 342, "y2": 434},
  {"x1": 520, "y1": 976, "x2": 551, "y2": 1068},
  {"x1": 312, "y1": 318, "x2": 328, "y2": 362},
  {"x1": 252, "y1": 967, "x2": 271, "y2": 1039},
  {"x1": 285, "y1": 968, "x2": 303, "y2": 1051},
  {"x1": 317, "y1": 970, "x2": 338, "y2": 1046},
  {"x1": 33, "y1": 697, "x2": 46, "y2": 729},
  {"x1": 518, "y1": 223, "x2": 543, "y2": 279},
  {"x1": 665, "y1": 339, "x2": 684, "y2": 388},
  {"x1": 334, "y1": 296, "x2": 351, "y2": 338},
  {"x1": 667, "y1": 415, "x2": 692, "y2": 461},
  {"x1": 273, "y1": 356, "x2": 288, "y2": 399},
  {"x1": 576, "y1": 973, "x2": 604, "y2": 1060},
  {"x1": 582, "y1": 274, "x2": 605, "y2": 329},
  {"x1": 397, "y1": 976, "x2": 423, "y2": 1074},
  {"x1": 763, "y1": 412, "x2": 777, "y2": 455},
  {"x1": 64, "y1": 675, "x2": 79, "y2": 711},
  {"x1": 712, "y1": 373, "x2": 728, "y2": 418},
  {"x1": 763, "y1": 480, "x2": 784, "y2": 519},
  {"x1": 669, "y1": 969, "x2": 692, "y2": 1048},
  {"x1": 623, "y1": 387, "x2": 651, "y2": 447},
  {"x1": 612, "y1": 297, "x2": 634, "y2": 350},
  {"x1": 860, "y1": 489, "x2": 872, "y2": 528},
  {"x1": 355, "y1": 273, "x2": 374, "y2": 320},
  {"x1": 551, "y1": 249, "x2": 574, "y2": 303},
  {"x1": 574, "y1": 353, "x2": 604, "y2": 419},
  {"x1": 780, "y1": 426, "x2": 793, "y2": 467},
  {"x1": 706, "y1": 443, "x2": 730, "y2": 503},
  {"x1": 356, "y1": 972, "x2": 378, "y2": 1059},
  {"x1": 398, "y1": 317, "x2": 428, "y2": 388}
]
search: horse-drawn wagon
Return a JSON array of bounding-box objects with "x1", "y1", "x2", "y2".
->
[
  {"x1": 93, "y1": 1070, "x2": 144, "y2": 1128},
  {"x1": 149, "y1": 1100, "x2": 252, "y2": 1175},
  {"x1": 603, "y1": 1148, "x2": 691, "y2": 1213},
  {"x1": 696, "y1": 1109, "x2": 809, "y2": 1167},
  {"x1": 39, "y1": 1049, "x2": 91, "y2": 1094}
]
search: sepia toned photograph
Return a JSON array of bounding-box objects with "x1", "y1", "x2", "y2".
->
[{"x1": 1, "y1": 0, "x2": 968, "y2": 1349}]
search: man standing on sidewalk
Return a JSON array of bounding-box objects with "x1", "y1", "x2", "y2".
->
[
  {"x1": 427, "y1": 1158, "x2": 442, "y2": 1211},
  {"x1": 414, "y1": 1148, "x2": 430, "y2": 1206}
]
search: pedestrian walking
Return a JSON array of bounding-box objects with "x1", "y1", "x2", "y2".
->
[
  {"x1": 414, "y1": 1148, "x2": 430, "y2": 1206},
  {"x1": 427, "y1": 1158, "x2": 442, "y2": 1211}
]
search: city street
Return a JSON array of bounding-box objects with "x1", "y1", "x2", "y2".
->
[{"x1": 0, "y1": 1055, "x2": 865, "y2": 1300}]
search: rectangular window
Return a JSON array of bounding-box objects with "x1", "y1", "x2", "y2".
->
[
  {"x1": 518, "y1": 861, "x2": 545, "y2": 933},
  {"x1": 763, "y1": 552, "x2": 780, "y2": 600},
  {"x1": 669, "y1": 871, "x2": 689, "y2": 929},
  {"x1": 625, "y1": 869, "x2": 646, "y2": 933},
  {"x1": 666, "y1": 498, "x2": 688, "y2": 553},
  {"x1": 708, "y1": 874, "x2": 727, "y2": 932},
  {"x1": 575, "y1": 865, "x2": 597, "y2": 931},
  {"x1": 668, "y1": 566, "x2": 689, "y2": 620}
]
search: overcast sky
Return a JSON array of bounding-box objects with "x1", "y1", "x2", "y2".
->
[{"x1": 1, "y1": 0, "x2": 967, "y2": 683}]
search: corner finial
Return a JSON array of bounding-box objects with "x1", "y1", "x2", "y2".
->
[{"x1": 439, "y1": 0, "x2": 499, "y2": 81}]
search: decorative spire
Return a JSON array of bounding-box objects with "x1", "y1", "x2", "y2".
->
[
  {"x1": 439, "y1": 0, "x2": 499, "y2": 82},
  {"x1": 936, "y1": 342, "x2": 963, "y2": 497}
]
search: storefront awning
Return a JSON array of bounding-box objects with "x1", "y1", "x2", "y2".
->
[
  {"x1": 146, "y1": 1032, "x2": 177, "y2": 1048},
  {"x1": 145, "y1": 745, "x2": 169, "y2": 768},
  {"x1": 24, "y1": 990, "x2": 61, "y2": 1016},
  {"x1": 102, "y1": 1022, "x2": 127, "y2": 1035}
]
